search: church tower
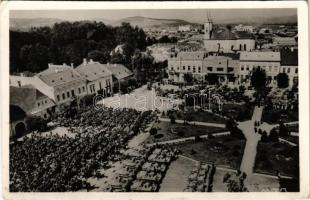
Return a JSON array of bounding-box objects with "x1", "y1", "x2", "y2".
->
[{"x1": 204, "y1": 12, "x2": 213, "y2": 40}]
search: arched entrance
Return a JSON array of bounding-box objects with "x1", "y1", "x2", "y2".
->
[{"x1": 15, "y1": 122, "x2": 26, "y2": 138}]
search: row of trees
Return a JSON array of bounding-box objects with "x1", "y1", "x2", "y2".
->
[
  {"x1": 251, "y1": 67, "x2": 290, "y2": 91},
  {"x1": 10, "y1": 21, "x2": 149, "y2": 73}
]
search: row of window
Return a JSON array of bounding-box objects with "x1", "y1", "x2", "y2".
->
[
  {"x1": 241, "y1": 65, "x2": 279, "y2": 72},
  {"x1": 56, "y1": 86, "x2": 86, "y2": 102},
  {"x1": 240, "y1": 65, "x2": 298, "y2": 74},
  {"x1": 37, "y1": 99, "x2": 48, "y2": 107},
  {"x1": 170, "y1": 66, "x2": 230, "y2": 73},
  {"x1": 90, "y1": 79, "x2": 112, "y2": 93}
]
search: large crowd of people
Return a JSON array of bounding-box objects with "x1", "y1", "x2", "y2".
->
[{"x1": 10, "y1": 106, "x2": 156, "y2": 192}]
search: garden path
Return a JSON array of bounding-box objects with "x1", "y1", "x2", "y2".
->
[{"x1": 238, "y1": 106, "x2": 263, "y2": 177}]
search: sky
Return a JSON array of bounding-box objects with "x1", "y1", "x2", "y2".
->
[{"x1": 11, "y1": 9, "x2": 297, "y2": 23}]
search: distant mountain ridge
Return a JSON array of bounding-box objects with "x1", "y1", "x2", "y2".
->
[{"x1": 10, "y1": 15, "x2": 297, "y2": 31}]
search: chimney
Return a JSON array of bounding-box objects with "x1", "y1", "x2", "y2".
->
[
  {"x1": 290, "y1": 47, "x2": 294, "y2": 52},
  {"x1": 20, "y1": 73, "x2": 24, "y2": 77},
  {"x1": 71, "y1": 63, "x2": 74, "y2": 68},
  {"x1": 83, "y1": 58, "x2": 87, "y2": 66},
  {"x1": 63, "y1": 63, "x2": 66, "y2": 67},
  {"x1": 48, "y1": 63, "x2": 53, "y2": 68},
  {"x1": 89, "y1": 59, "x2": 94, "y2": 64}
]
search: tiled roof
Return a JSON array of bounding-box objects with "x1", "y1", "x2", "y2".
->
[
  {"x1": 105, "y1": 64, "x2": 133, "y2": 80},
  {"x1": 10, "y1": 85, "x2": 54, "y2": 114},
  {"x1": 36, "y1": 66, "x2": 84, "y2": 87},
  {"x1": 210, "y1": 26, "x2": 254, "y2": 40},
  {"x1": 240, "y1": 51, "x2": 280, "y2": 62},
  {"x1": 280, "y1": 48, "x2": 298, "y2": 66},
  {"x1": 273, "y1": 37, "x2": 297, "y2": 46},
  {"x1": 174, "y1": 51, "x2": 206, "y2": 60},
  {"x1": 75, "y1": 62, "x2": 112, "y2": 81}
]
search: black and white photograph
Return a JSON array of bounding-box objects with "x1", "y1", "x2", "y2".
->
[{"x1": 1, "y1": 1, "x2": 309, "y2": 199}]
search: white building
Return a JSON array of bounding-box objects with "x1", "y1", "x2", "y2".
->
[
  {"x1": 168, "y1": 51, "x2": 239, "y2": 83},
  {"x1": 10, "y1": 64, "x2": 88, "y2": 105},
  {"x1": 273, "y1": 37, "x2": 297, "y2": 47},
  {"x1": 178, "y1": 25, "x2": 191, "y2": 32},
  {"x1": 239, "y1": 51, "x2": 281, "y2": 84},
  {"x1": 203, "y1": 20, "x2": 255, "y2": 53},
  {"x1": 76, "y1": 59, "x2": 113, "y2": 97},
  {"x1": 235, "y1": 24, "x2": 254, "y2": 33},
  {"x1": 10, "y1": 85, "x2": 56, "y2": 119}
]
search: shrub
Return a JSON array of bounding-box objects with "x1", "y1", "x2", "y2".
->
[
  {"x1": 269, "y1": 129, "x2": 279, "y2": 142},
  {"x1": 279, "y1": 123, "x2": 289, "y2": 137},
  {"x1": 154, "y1": 133, "x2": 163, "y2": 139},
  {"x1": 177, "y1": 130, "x2": 185, "y2": 137},
  {"x1": 25, "y1": 116, "x2": 48, "y2": 132},
  {"x1": 223, "y1": 173, "x2": 231, "y2": 183},
  {"x1": 150, "y1": 128, "x2": 157, "y2": 135},
  {"x1": 195, "y1": 135, "x2": 202, "y2": 142},
  {"x1": 190, "y1": 149, "x2": 197, "y2": 155},
  {"x1": 232, "y1": 150, "x2": 240, "y2": 157}
]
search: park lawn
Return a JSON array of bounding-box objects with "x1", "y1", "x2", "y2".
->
[
  {"x1": 287, "y1": 124, "x2": 299, "y2": 132},
  {"x1": 172, "y1": 136, "x2": 246, "y2": 170},
  {"x1": 164, "y1": 109, "x2": 227, "y2": 124},
  {"x1": 254, "y1": 141, "x2": 299, "y2": 178},
  {"x1": 280, "y1": 136, "x2": 299, "y2": 145},
  {"x1": 145, "y1": 121, "x2": 227, "y2": 143},
  {"x1": 221, "y1": 103, "x2": 254, "y2": 122},
  {"x1": 262, "y1": 109, "x2": 298, "y2": 124}
]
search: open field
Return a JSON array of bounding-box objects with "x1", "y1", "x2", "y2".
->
[
  {"x1": 254, "y1": 141, "x2": 299, "y2": 178},
  {"x1": 172, "y1": 136, "x2": 246, "y2": 170}
]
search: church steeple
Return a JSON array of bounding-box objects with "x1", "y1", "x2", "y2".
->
[{"x1": 204, "y1": 11, "x2": 213, "y2": 40}]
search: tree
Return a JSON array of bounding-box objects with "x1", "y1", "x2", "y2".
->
[
  {"x1": 87, "y1": 50, "x2": 110, "y2": 64},
  {"x1": 279, "y1": 123, "x2": 289, "y2": 137},
  {"x1": 25, "y1": 116, "x2": 48, "y2": 132},
  {"x1": 269, "y1": 129, "x2": 279, "y2": 142},
  {"x1": 261, "y1": 131, "x2": 268, "y2": 142},
  {"x1": 277, "y1": 73, "x2": 289, "y2": 88},
  {"x1": 251, "y1": 67, "x2": 267, "y2": 93},
  {"x1": 184, "y1": 73, "x2": 193, "y2": 83},
  {"x1": 150, "y1": 128, "x2": 158, "y2": 135},
  {"x1": 169, "y1": 113, "x2": 176, "y2": 124}
]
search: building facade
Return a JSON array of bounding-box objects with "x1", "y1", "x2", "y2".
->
[
  {"x1": 167, "y1": 51, "x2": 239, "y2": 83},
  {"x1": 76, "y1": 59, "x2": 113, "y2": 97},
  {"x1": 239, "y1": 51, "x2": 281, "y2": 84}
]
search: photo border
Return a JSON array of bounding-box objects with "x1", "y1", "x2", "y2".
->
[{"x1": 1, "y1": 1, "x2": 309, "y2": 199}]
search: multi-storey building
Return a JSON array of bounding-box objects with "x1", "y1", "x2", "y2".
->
[
  {"x1": 10, "y1": 64, "x2": 88, "y2": 105},
  {"x1": 167, "y1": 51, "x2": 239, "y2": 83},
  {"x1": 76, "y1": 59, "x2": 113, "y2": 97},
  {"x1": 239, "y1": 51, "x2": 281, "y2": 83}
]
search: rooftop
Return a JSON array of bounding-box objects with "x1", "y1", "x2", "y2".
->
[
  {"x1": 10, "y1": 85, "x2": 54, "y2": 114},
  {"x1": 36, "y1": 64, "x2": 84, "y2": 87},
  {"x1": 240, "y1": 51, "x2": 280, "y2": 62},
  {"x1": 173, "y1": 51, "x2": 207, "y2": 60},
  {"x1": 76, "y1": 60, "x2": 112, "y2": 81},
  {"x1": 210, "y1": 26, "x2": 254, "y2": 40},
  {"x1": 105, "y1": 64, "x2": 133, "y2": 80}
]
